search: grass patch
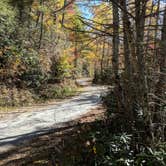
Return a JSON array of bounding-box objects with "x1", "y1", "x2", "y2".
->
[{"x1": 39, "y1": 84, "x2": 78, "y2": 100}]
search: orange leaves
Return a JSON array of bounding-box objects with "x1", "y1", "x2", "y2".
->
[{"x1": 0, "y1": 50, "x2": 3, "y2": 57}]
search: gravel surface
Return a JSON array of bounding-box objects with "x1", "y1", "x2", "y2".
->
[{"x1": 0, "y1": 84, "x2": 107, "y2": 154}]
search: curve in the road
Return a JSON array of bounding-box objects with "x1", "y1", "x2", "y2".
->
[{"x1": 0, "y1": 85, "x2": 107, "y2": 154}]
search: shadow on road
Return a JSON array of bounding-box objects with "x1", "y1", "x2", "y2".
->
[{"x1": 0, "y1": 107, "x2": 105, "y2": 166}]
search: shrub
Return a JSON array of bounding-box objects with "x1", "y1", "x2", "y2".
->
[
  {"x1": 39, "y1": 84, "x2": 77, "y2": 99},
  {"x1": 50, "y1": 55, "x2": 73, "y2": 82},
  {"x1": 0, "y1": 0, "x2": 16, "y2": 41},
  {"x1": 0, "y1": 85, "x2": 34, "y2": 106},
  {"x1": 93, "y1": 67, "x2": 113, "y2": 85},
  {"x1": 19, "y1": 49, "x2": 49, "y2": 89},
  {"x1": 56, "y1": 121, "x2": 166, "y2": 166}
]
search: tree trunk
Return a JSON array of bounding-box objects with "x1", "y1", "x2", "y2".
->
[
  {"x1": 112, "y1": 0, "x2": 124, "y2": 113},
  {"x1": 119, "y1": 0, "x2": 135, "y2": 119},
  {"x1": 101, "y1": 37, "x2": 106, "y2": 77},
  {"x1": 112, "y1": 1, "x2": 119, "y2": 77},
  {"x1": 38, "y1": 0, "x2": 44, "y2": 49},
  {"x1": 156, "y1": 7, "x2": 166, "y2": 101},
  {"x1": 135, "y1": 0, "x2": 148, "y2": 112}
]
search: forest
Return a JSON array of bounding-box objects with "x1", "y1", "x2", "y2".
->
[{"x1": 0, "y1": 0, "x2": 166, "y2": 165}]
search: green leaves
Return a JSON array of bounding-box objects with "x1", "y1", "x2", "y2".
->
[{"x1": 0, "y1": 0, "x2": 16, "y2": 40}]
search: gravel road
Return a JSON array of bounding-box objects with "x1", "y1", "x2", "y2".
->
[{"x1": 0, "y1": 82, "x2": 107, "y2": 154}]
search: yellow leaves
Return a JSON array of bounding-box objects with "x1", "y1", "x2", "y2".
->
[
  {"x1": 31, "y1": 0, "x2": 79, "y2": 32},
  {"x1": 31, "y1": 1, "x2": 39, "y2": 10},
  {"x1": 93, "y1": 2, "x2": 113, "y2": 24},
  {"x1": 92, "y1": 2, "x2": 113, "y2": 33},
  {"x1": 81, "y1": 46, "x2": 97, "y2": 61},
  {"x1": 15, "y1": 58, "x2": 21, "y2": 65},
  {"x1": 146, "y1": 0, "x2": 159, "y2": 15},
  {"x1": 12, "y1": 58, "x2": 20, "y2": 72},
  {"x1": 46, "y1": 19, "x2": 54, "y2": 27},
  {"x1": 56, "y1": 0, "x2": 65, "y2": 8},
  {"x1": 32, "y1": 0, "x2": 48, "y2": 12},
  {"x1": 86, "y1": 52, "x2": 96, "y2": 61},
  {"x1": 93, "y1": 146, "x2": 97, "y2": 154},
  {"x1": 59, "y1": 55, "x2": 73, "y2": 71}
]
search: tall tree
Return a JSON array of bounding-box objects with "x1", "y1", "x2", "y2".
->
[{"x1": 155, "y1": 6, "x2": 166, "y2": 112}]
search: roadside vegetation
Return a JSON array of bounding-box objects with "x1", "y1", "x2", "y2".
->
[{"x1": 0, "y1": 0, "x2": 93, "y2": 108}]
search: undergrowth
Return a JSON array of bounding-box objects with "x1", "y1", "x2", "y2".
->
[
  {"x1": 47, "y1": 90, "x2": 166, "y2": 166},
  {"x1": 39, "y1": 84, "x2": 77, "y2": 100},
  {"x1": 51, "y1": 120, "x2": 166, "y2": 166},
  {"x1": 0, "y1": 82, "x2": 78, "y2": 108}
]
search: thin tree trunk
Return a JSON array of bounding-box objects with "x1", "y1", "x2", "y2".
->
[
  {"x1": 135, "y1": 0, "x2": 148, "y2": 112},
  {"x1": 74, "y1": 31, "x2": 78, "y2": 68},
  {"x1": 101, "y1": 37, "x2": 106, "y2": 77},
  {"x1": 61, "y1": 0, "x2": 67, "y2": 27},
  {"x1": 112, "y1": 1, "x2": 119, "y2": 77},
  {"x1": 156, "y1": 7, "x2": 166, "y2": 104},
  {"x1": 38, "y1": 0, "x2": 44, "y2": 49}
]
